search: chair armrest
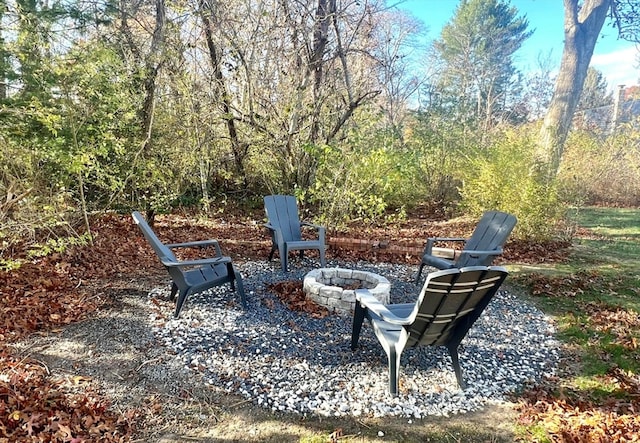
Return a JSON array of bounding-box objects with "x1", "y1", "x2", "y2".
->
[
  {"x1": 301, "y1": 221, "x2": 323, "y2": 230},
  {"x1": 424, "y1": 237, "x2": 467, "y2": 255},
  {"x1": 459, "y1": 248, "x2": 503, "y2": 257},
  {"x1": 264, "y1": 223, "x2": 284, "y2": 242},
  {"x1": 166, "y1": 239, "x2": 223, "y2": 256},
  {"x1": 160, "y1": 256, "x2": 231, "y2": 268},
  {"x1": 301, "y1": 222, "x2": 326, "y2": 243},
  {"x1": 355, "y1": 290, "x2": 410, "y2": 325}
]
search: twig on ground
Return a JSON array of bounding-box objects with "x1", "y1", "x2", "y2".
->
[
  {"x1": 136, "y1": 356, "x2": 163, "y2": 372},
  {"x1": 227, "y1": 397, "x2": 253, "y2": 409}
]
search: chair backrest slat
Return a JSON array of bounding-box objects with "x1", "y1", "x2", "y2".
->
[
  {"x1": 405, "y1": 267, "x2": 507, "y2": 348},
  {"x1": 131, "y1": 211, "x2": 177, "y2": 262},
  {"x1": 456, "y1": 211, "x2": 517, "y2": 267},
  {"x1": 264, "y1": 195, "x2": 302, "y2": 242}
]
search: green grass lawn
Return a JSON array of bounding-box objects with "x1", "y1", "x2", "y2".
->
[{"x1": 509, "y1": 206, "x2": 640, "y2": 441}]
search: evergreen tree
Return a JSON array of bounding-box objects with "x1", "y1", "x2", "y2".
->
[
  {"x1": 577, "y1": 67, "x2": 613, "y2": 110},
  {"x1": 431, "y1": 0, "x2": 532, "y2": 129}
]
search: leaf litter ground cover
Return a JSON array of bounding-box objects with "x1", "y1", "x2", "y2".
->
[{"x1": 2, "y1": 208, "x2": 638, "y2": 441}]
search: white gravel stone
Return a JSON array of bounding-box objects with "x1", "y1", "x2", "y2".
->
[{"x1": 147, "y1": 258, "x2": 561, "y2": 418}]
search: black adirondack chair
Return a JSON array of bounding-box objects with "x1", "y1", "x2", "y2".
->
[
  {"x1": 352, "y1": 266, "x2": 508, "y2": 396},
  {"x1": 263, "y1": 195, "x2": 326, "y2": 272},
  {"x1": 132, "y1": 211, "x2": 246, "y2": 318},
  {"x1": 415, "y1": 211, "x2": 516, "y2": 283}
]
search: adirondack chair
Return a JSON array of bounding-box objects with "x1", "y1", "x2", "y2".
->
[
  {"x1": 132, "y1": 211, "x2": 246, "y2": 318},
  {"x1": 415, "y1": 211, "x2": 516, "y2": 283},
  {"x1": 263, "y1": 195, "x2": 326, "y2": 272},
  {"x1": 351, "y1": 266, "x2": 508, "y2": 395}
]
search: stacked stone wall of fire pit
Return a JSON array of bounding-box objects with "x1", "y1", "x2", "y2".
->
[{"x1": 303, "y1": 267, "x2": 391, "y2": 316}]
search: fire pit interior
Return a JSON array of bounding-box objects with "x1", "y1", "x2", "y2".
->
[{"x1": 303, "y1": 268, "x2": 390, "y2": 316}]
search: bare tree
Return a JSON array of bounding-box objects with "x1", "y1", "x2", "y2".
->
[
  {"x1": 199, "y1": 0, "x2": 248, "y2": 185},
  {"x1": 184, "y1": 0, "x2": 393, "y2": 191},
  {"x1": 369, "y1": 9, "x2": 425, "y2": 139}
]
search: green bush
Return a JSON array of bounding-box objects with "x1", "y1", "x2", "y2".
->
[
  {"x1": 306, "y1": 130, "x2": 422, "y2": 229},
  {"x1": 458, "y1": 128, "x2": 565, "y2": 241},
  {"x1": 559, "y1": 125, "x2": 640, "y2": 206},
  {"x1": 404, "y1": 112, "x2": 469, "y2": 214}
]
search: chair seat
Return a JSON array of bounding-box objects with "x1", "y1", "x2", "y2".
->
[
  {"x1": 285, "y1": 240, "x2": 324, "y2": 250},
  {"x1": 421, "y1": 255, "x2": 456, "y2": 269},
  {"x1": 183, "y1": 263, "x2": 230, "y2": 287},
  {"x1": 352, "y1": 266, "x2": 508, "y2": 395}
]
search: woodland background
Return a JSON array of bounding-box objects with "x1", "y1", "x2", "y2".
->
[{"x1": 1, "y1": 0, "x2": 639, "y2": 251}]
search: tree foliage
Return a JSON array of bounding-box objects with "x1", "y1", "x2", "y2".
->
[
  {"x1": 578, "y1": 67, "x2": 613, "y2": 110},
  {"x1": 430, "y1": 0, "x2": 532, "y2": 129},
  {"x1": 0, "y1": 1, "x2": 425, "y2": 215},
  {"x1": 559, "y1": 126, "x2": 640, "y2": 206},
  {"x1": 458, "y1": 127, "x2": 565, "y2": 241},
  {"x1": 0, "y1": 0, "x2": 637, "y2": 248}
]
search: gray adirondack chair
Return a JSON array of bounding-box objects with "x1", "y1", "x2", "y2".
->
[
  {"x1": 351, "y1": 266, "x2": 508, "y2": 395},
  {"x1": 132, "y1": 211, "x2": 246, "y2": 318},
  {"x1": 263, "y1": 195, "x2": 326, "y2": 272},
  {"x1": 415, "y1": 211, "x2": 516, "y2": 283}
]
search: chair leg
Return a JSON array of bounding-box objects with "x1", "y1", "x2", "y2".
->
[
  {"x1": 225, "y1": 263, "x2": 236, "y2": 292},
  {"x1": 279, "y1": 245, "x2": 288, "y2": 272},
  {"x1": 319, "y1": 246, "x2": 326, "y2": 267},
  {"x1": 414, "y1": 263, "x2": 426, "y2": 284},
  {"x1": 447, "y1": 344, "x2": 467, "y2": 389},
  {"x1": 169, "y1": 282, "x2": 178, "y2": 301},
  {"x1": 351, "y1": 303, "x2": 366, "y2": 350},
  {"x1": 174, "y1": 288, "x2": 192, "y2": 319},
  {"x1": 387, "y1": 347, "x2": 401, "y2": 396},
  {"x1": 268, "y1": 232, "x2": 277, "y2": 261},
  {"x1": 234, "y1": 270, "x2": 247, "y2": 309}
]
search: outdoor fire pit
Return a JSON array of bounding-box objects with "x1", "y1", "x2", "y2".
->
[{"x1": 303, "y1": 268, "x2": 390, "y2": 316}]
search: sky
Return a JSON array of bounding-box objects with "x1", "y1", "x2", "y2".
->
[{"x1": 396, "y1": 0, "x2": 639, "y2": 91}]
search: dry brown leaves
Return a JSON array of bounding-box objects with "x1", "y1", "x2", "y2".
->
[
  {"x1": 585, "y1": 303, "x2": 640, "y2": 351},
  {"x1": 517, "y1": 372, "x2": 640, "y2": 443},
  {"x1": 0, "y1": 352, "x2": 138, "y2": 442},
  {"x1": 511, "y1": 270, "x2": 611, "y2": 297},
  {"x1": 265, "y1": 280, "x2": 330, "y2": 318},
  {"x1": 0, "y1": 215, "x2": 148, "y2": 442}
]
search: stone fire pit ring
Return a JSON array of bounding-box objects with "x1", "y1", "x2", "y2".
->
[{"x1": 303, "y1": 267, "x2": 391, "y2": 316}]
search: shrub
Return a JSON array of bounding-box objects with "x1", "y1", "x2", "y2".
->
[
  {"x1": 306, "y1": 131, "x2": 423, "y2": 229},
  {"x1": 559, "y1": 125, "x2": 640, "y2": 206},
  {"x1": 404, "y1": 112, "x2": 469, "y2": 215},
  {"x1": 458, "y1": 128, "x2": 566, "y2": 241}
]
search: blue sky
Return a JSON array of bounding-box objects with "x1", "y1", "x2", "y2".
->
[{"x1": 396, "y1": 0, "x2": 639, "y2": 90}]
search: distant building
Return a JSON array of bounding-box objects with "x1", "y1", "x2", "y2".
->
[{"x1": 574, "y1": 85, "x2": 640, "y2": 132}]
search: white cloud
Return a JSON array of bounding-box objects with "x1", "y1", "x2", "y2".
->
[{"x1": 591, "y1": 46, "x2": 639, "y2": 90}]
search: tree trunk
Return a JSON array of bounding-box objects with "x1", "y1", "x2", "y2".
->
[
  {"x1": 308, "y1": 0, "x2": 334, "y2": 144},
  {"x1": 199, "y1": 1, "x2": 248, "y2": 187},
  {"x1": 140, "y1": 0, "x2": 166, "y2": 148},
  {"x1": 538, "y1": 0, "x2": 611, "y2": 177},
  {"x1": 0, "y1": 2, "x2": 7, "y2": 101}
]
